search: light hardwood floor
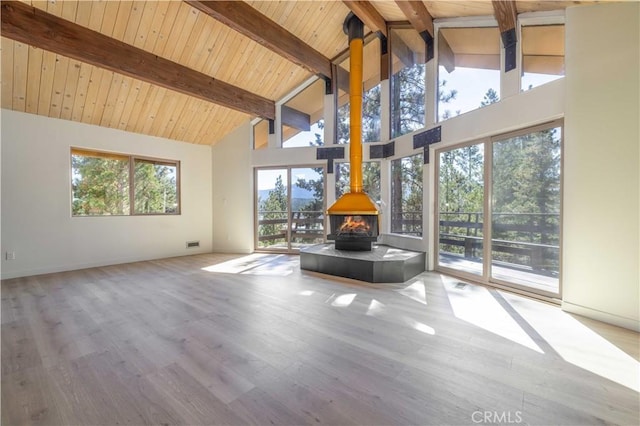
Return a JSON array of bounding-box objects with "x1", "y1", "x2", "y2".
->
[{"x1": 2, "y1": 253, "x2": 639, "y2": 425}]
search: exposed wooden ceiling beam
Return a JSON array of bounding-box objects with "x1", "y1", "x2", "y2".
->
[
  {"x1": 342, "y1": 1, "x2": 388, "y2": 38},
  {"x1": 0, "y1": 1, "x2": 275, "y2": 119},
  {"x1": 492, "y1": 0, "x2": 518, "y2": 34},
  {"x1": 492, "y1": 0, "x2": 518, "y2": 71},
  {"x1": 185, "y1": 1, "x2": 332, "y2": 78},
  {"x1": 394, "y1": 0, "x2": 434, "y2": 38}
]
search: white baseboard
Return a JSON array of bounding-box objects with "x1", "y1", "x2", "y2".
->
[
  {"x1": 1, "y1": 249, "x2": 212, "y2": 280},
  {"x1": 562, "y1": 301, "x2": 640, "y2": 332}
]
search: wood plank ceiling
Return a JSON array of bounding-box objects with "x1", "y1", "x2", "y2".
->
[{"x1": 0, "y1": 0, "x2": 606, "y2": 146}]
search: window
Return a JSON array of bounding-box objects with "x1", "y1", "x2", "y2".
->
[
  {"x1": 521, "y1": 24, "x2": 565, "y2": 91},
  {"x1": 335, "y1": 161, "x2": 381, "y2": 202},
  {"x1": 363, "y1": 37, "x2": 382, "y2": 143},
  {"x1": 436, "y1": 122, "x2": 562, "y2": 296},
  {"x1": 391, "y1": 28, "x2": 426, "y2": 137},
  {"x1": 255, "y1": 166, "x2": 325, "y2": 251},
  {"x1": 438, "y1": 27, "x2": 501, "y2": 121},
  {"x1": 71, "y1": 148, "x2": 180, "y2": 216},
  {"x1": 391, "y1": 153, "x2": 423, "y2": 236},
  {"x1": 253, "y1": 119, "x2": 269, "y2": 150},
  {"x1": 282, "y1": 79, "x2": 325, "y2": 148},
  {"x1": 491, "y1": 125, "x2": 562, "y2": 291},
  {"x1": 337, "y1": 53, "x2": 350, "y2": 144},
  {"x1": 133, "y1": 158, "x2": 179, "y2": 214}
]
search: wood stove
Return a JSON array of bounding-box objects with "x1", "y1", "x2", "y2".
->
[
  {"x1": 327, "y1": 193, "x2": 379, "y2": 251},
  {"x1": 326, "y1": 13, "x2": 379, "y2": 251}
]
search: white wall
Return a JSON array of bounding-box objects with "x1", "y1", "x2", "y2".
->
[
  {"x1": 562, "y1": 3, "x2": 640, "y2": 330},
  {"x1": 212, "y1": 122, "x2": 254, "y2": 253},
  {"x1": 1, "y1": 110, "x2": 213, "y2": 279}
]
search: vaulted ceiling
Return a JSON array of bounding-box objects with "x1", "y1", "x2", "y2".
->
[{"x1": 0, "y1": 0, "x2": 608, "y2": 145}]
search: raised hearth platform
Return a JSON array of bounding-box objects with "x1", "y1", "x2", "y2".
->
[{"x1": 300, "y1": 244, "x2": 426, "y2": 283}]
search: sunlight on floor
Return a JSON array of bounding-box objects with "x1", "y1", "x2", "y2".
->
[
  {"x1": 402, "y1": 315, "x2": 436, "y2": 335},
  {"x1": 326, "y1": 293, "x2": 357, "y2": 307},
  {"x1": 442, "y1": 275, "x2": 544, "y2": 353},
  {"x1": 366, "y1": 299, "x2": 386, "y2": 316},
  {"x1": 501, "y1": 292, "x2": 640, "y2": 392},
  {"x1": 201, "y1": 254, "x2": 296, "y2": 276},
  {"x1": 396, "y1": 280, "x2": 427, "y2": 305},
  {"x1": 442, "y1": 274, "x2": 640, "y2": 392}
]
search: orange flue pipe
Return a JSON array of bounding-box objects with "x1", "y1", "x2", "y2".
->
[
  {"x1": 327, "y1": 14, "x2": 378, "y2": 217},
  {"x1": 349, "y1": 33, "x2": 363, "y2": 194}
]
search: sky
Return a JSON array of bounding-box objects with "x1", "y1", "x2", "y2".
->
[{"x1": 256, "y1": 167, "x2": 323, "y2": 191}]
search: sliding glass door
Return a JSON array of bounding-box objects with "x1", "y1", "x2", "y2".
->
[
  {"x1": 436, "y1": 122, "x2": 562, "y2": 297},
  {"x1": 255, "y1": 166, "x2": 325, "y2": 253},
  {"x1": 491, "y1": 126, "x2": 562, "y2": 294},
  {"x1": 438, "y1": 143, "x2": 485, "y2": 278}
]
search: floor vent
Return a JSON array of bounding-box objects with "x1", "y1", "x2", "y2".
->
[
  {"x1": 455, "y1": 282, "x2": 468, "y2": 289},
  {"x1": 186, "y1": 241, "x2": 200, "y2": 248}
]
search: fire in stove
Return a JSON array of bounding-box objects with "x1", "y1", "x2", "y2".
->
[
  {"x1": 339, "y1": 215, "x2": 371, "y2": 234},
  {"x1": 328, "y1": 209, "x2": 378, "y2": 251}
]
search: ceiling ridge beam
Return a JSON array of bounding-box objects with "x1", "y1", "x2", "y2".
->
[
  {"x1": 342, "y1": 1, "x2": 388, "y2": 38},
  {"x1": 185, "y1": 1, "x2": 332, "y2": 78},
  {"x1": 1, "y1": 1, "x2": 275, "y2": 119}
]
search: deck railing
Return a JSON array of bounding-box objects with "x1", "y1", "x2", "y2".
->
[
  {"x1": 257, "y1": 210, "x2": 560, "y2": 275},
  {"x1": 439, "y1": 211, "x2": 560, "y2": 275},
  {"x1": 257, "y1": 210, "x2": 324, "y2": 246}
]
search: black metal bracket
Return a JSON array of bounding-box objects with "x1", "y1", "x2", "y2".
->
[
  {"x1": 370, "y1": 141, "x2": 395, "y2": 159},
  {"x1": 501, "y1": 28, "x2": 517, "y2": 72},
  {"x1": 420, "y1": 30, "x2": 434, "y2": 62},
  {"x1": 413, "y1": 126, "x2": 442, "y2": 164},
  {"x1": 323, "y1": 75, "x2": 333, "y2": 95},
  {"x1": 380, "y1": 35, "x2": 388, "y2": 55},
  {"x1": 317, "y1": 146, "x2": 345, "y2": 174}
]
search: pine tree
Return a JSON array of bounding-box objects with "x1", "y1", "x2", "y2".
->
[
  {"x1": 258, "y1": 175, "x2": 288, "y2": 246},
  {"x1": 480, "y1": 88, "x2": 500, "y2": 106}
]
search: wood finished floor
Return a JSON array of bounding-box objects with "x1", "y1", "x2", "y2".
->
[{"x1": 2, "y1": 253, "x2": 639, "y2": 426}]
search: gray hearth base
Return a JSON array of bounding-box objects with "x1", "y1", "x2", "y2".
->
[{"x1": 300, "y1": 244, "x2": 426, "y2": 283}]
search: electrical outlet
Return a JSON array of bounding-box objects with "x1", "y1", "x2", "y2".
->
[{"x1": 5, "y1": 251, "x2": 16, "y2": 261}]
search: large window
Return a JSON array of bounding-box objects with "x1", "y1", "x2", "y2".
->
[
  {"x1": 521, "y1": 24, "x2": 565, "y2": 91},
  {"x1": 71, "y1": 148, "x2": 179, "y2": 216},
  {"x1": 436, "y1": 122, "x2": 562, "y2": 296},
  {"x1": 438, "y1": 27, "x2": 501, "y2": 121},
  {"x1": 391, "y1": 28, "x2": 426, "y2": 138},
  {"x1": 255, "y1": 166, "x2": 325, "y2": 251},
  {"x1": 391, "y1": 153, "x2": 423, "y2": 236},
  {"x1": 282, "y1": 79, "x2": 325, "y2": 148}
]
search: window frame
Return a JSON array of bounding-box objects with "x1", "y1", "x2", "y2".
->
[
  {"x1": 389, "y1": 24, "x2": 428, "y2": 138},
  {"x1": 390, "y1": 152, "x2": 424, "y2": 237},
  {"x1": 252, "y1": 118, "x2": 270, "y2": 150},
  {"x1": 434, "y1": 119, "x2": 564, "y2": 300},
  {"x1": 71, "y1": 147, "x2": 181, "y2": 217},
  {"x1": 280, "y1": 77, "x2": 326, "y2": 148},
  {"x1": 518, "y1": 12, "x2": 566, "y2": 92},
  {"x1": 435, "y1": 21, "x2": 503, "y2": 122}
]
